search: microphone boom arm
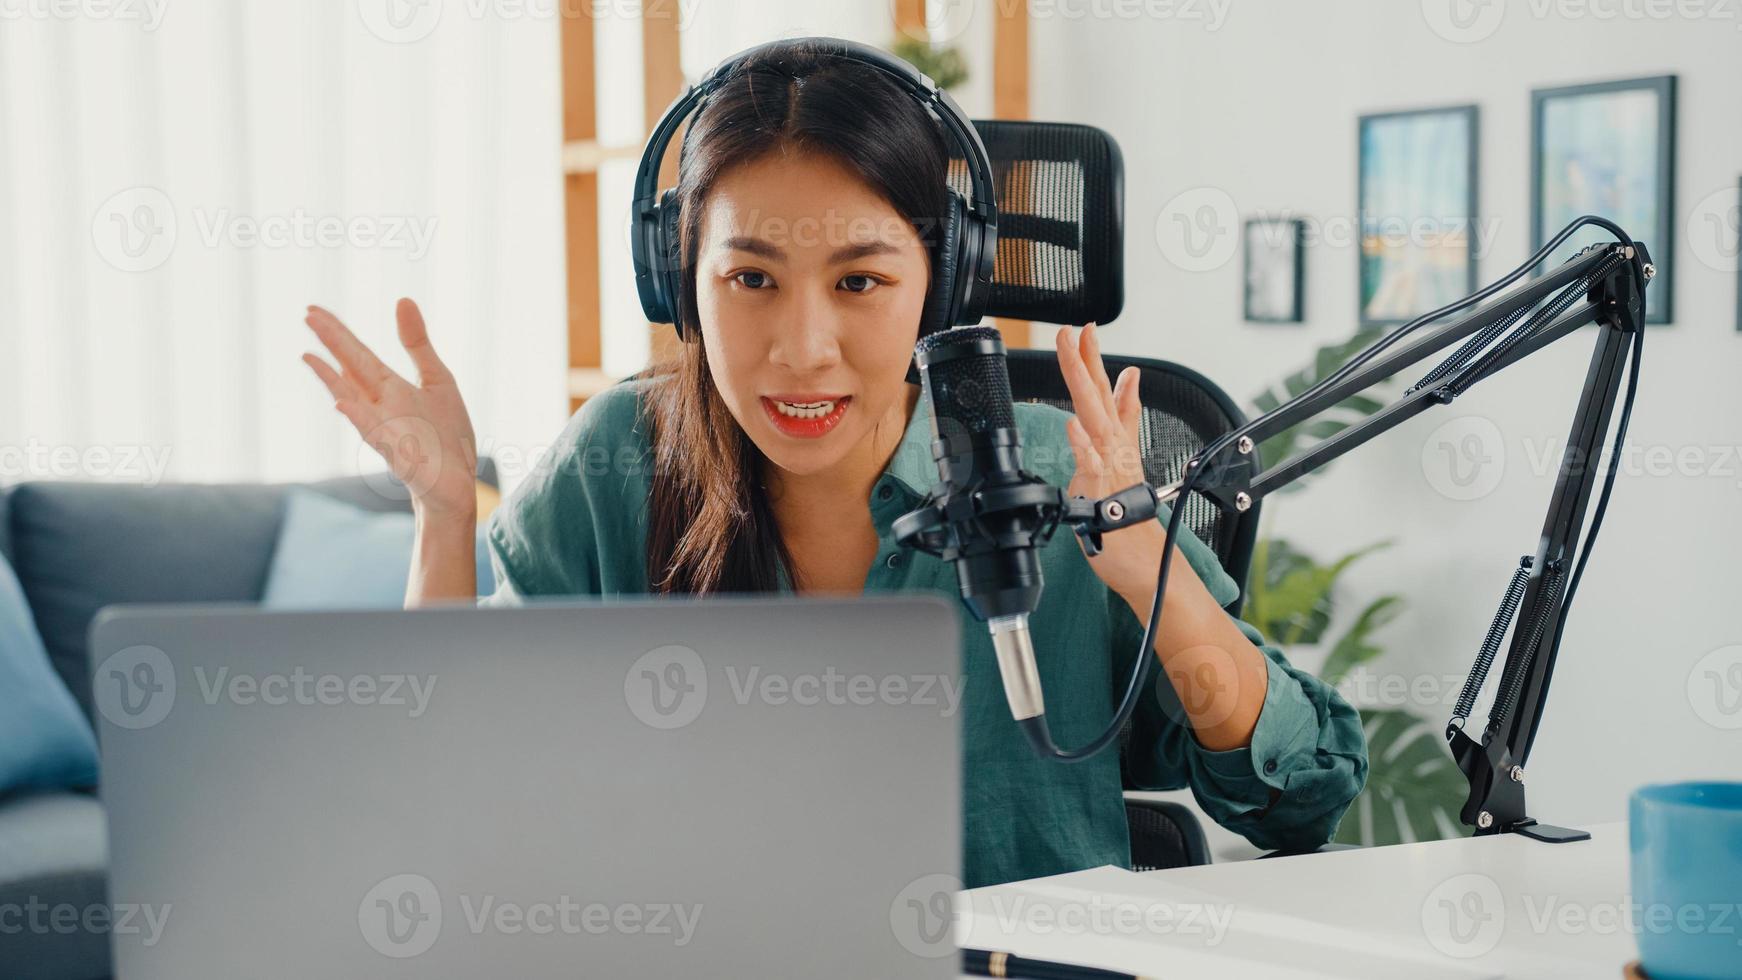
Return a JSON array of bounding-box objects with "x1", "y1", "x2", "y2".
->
[{"x1": 1150, "y1": 238, "x2": 1651, "y2": 841}]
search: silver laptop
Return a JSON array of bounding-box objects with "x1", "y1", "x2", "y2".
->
[{"x1": 90, "y1": 596, "x2": 962, "y2": 979}]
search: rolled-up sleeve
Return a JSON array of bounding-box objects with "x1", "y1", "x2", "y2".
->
[
  {"x1": 1163, "y1": 620, "x2": 1368, "y2": 851},
  {"x1": 1118, "y1": 505, "x2": 1368, "y2": 852}
]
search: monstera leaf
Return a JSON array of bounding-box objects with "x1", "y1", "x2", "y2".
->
[
  {"x1": 1249, "y1": 326, "x2": 1391, "y2": 490},
  {"x1": 1246, "y1": 538, "x2": 1395, "y2": 648},
  {"x1": 1318, "y1": 594, "x2": 1405, "y2": 688},
  {"x1": 1333, "y1": 708, "x2": 1467, "y2": 846}
]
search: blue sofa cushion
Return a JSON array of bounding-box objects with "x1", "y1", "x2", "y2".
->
[
  {"x1": 0, "y1": 552, "x2": 98, "y2": 796},
  {"x1": 263, "y1": 490, "x2": 418, "y2": 609},
  {"x1": 263, "y1": 489, "x2": 495, "y2": 608}
]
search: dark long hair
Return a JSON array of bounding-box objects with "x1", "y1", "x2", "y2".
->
[{"x1": 643, "y1": 42, "x2": 949, "y2": 595}]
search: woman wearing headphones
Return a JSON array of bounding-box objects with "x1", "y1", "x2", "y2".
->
[{"x1": 300, "y1": 38, "x2": 1366, "y2": 889}]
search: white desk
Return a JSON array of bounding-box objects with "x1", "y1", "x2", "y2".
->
[{"x1": 963, "y1": 822, "x2": 1637, "y2": 979}]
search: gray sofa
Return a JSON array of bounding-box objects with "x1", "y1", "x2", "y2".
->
[{"x1": 0, "y1": 471, "x2": 472, "y2": 980}]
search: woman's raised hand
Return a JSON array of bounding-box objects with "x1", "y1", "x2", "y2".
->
[
  {"x1": 1055, "y1": 321, "x2": 1162, "y2": 607},
  {"x1": 302, "y1": 299, "x2": 479, "y2": 521}
]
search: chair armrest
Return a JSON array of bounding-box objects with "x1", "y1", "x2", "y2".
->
[{"x1": 1124, "y1": 798, "x2": 1211, "y2": 870}]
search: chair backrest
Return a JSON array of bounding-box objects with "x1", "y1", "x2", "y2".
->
[
  {"x1": 1005, "y1": 348, "x2": 1261, "y2": 616},
  {"x1": 949, "y1": 120, "x2": 1124, "y2": 328}
]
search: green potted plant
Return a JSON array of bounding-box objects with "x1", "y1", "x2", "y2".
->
[{"x1": 888, "y1": 37, "x2": 968, "y2": 91}]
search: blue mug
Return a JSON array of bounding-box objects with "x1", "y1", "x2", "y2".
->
[{"x1": 1629, "y1": 782, "x2": 1742, "y2": 980}]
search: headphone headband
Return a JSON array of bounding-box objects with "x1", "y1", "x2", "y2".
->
[{"x1": 632, "y1": 38, "x2": 997, "y2": 225}]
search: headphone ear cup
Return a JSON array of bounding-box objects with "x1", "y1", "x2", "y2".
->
[
  {"x1": 656, "y1": 189, "x2": 691, "y2": 340},
  {"x1": 920, "y1": 193, "x2": 965, "y2": 337}
]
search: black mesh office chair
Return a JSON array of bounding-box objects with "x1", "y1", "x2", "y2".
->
[{"x1": 958, "y1": 120, "x2": 1264, "y2": 870}]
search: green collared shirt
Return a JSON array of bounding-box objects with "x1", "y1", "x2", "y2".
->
[{"x1": 483, "y1": 377, "x2": 1367, "y2": 887}]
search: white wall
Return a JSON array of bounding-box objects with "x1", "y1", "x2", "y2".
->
[{"x1": 1026, "y1": 0, "x2": 1742, "y2": 832}]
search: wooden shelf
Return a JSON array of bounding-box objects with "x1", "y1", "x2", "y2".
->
[
  {"x1": 561, "y1": 4, "x2": 684, "y2": 415},
  {"x1": 992, "y1": 0, "x2": 1031, "y2": 350}
]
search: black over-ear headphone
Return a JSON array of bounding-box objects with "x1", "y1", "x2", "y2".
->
[{"x1": 630, "y1": 37, "x2": 999, "y2": 342}]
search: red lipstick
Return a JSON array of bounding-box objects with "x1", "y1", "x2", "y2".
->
[{"x1": 760, "y1": 395, "x2": 852, "y2": 439}]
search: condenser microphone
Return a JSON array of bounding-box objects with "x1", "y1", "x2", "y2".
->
[
  {"x1": 895, "y1": 326, "x2": 1171, "y2": 761},
  {"x1": 895, "y1": 326, "x2": 1056, "y2": 724}
]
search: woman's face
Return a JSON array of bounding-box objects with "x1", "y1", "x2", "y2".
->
[{"x1": 693, "y1": 149, "x2": 931, "y2": 480}]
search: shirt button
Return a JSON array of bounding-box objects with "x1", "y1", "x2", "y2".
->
[
  {"x1": 877, "y1": 484, "x2": 895, "y2": 502},
  {"x1": 885, "y1": 552, "x2": 903, "y2": 568},
  {"x1": 1263, "y1": 759, "x2": 1279, "y2": 776}
]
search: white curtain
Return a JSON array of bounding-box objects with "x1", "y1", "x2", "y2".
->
[{"x1": 0, "y1": 0, "x2": 567, "y2": 492}]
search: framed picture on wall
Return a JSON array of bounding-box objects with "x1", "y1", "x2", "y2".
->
[
  {"x1": 1357, "y1": 105, "x2": 1479, "y2": 325},
  {"x1": 1243, "y1": 217, "x2": 1304, "y2": 323},
  {"x1": 1531, "y1": 75, "x2": 1676, "y2": 325}
]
